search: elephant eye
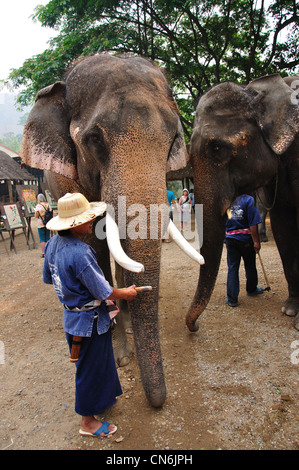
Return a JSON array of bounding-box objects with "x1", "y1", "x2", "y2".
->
[
  {"x1": 87, "y1": 132, "x2": 104, "y2": 145},
  {"x1": 212, "y1": 144, "x2": 220, "y2": 152},
  {"x1": 209, "y1": 140, "x2": 232, "y2": 165},
  {"x1": 84, "y1": 128, "x2": 109, "y2": 162},
  {"x1": 211, "y1": 142, "x2": 221, "y2": 153}
]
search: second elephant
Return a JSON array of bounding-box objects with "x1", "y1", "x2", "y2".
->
[{"x1": 188, "y1": 73, "x2": 299, "y2": 331}]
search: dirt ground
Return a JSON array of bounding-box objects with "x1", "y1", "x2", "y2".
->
[{"x1": 0, "y1": 215, "x2": 298, "y2": 452}]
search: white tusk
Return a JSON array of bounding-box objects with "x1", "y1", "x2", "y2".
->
[
  {"x1": 167, "y1": 220, "x2": 205, "y2": 265},
  {"x1": 106, "y1": 212, "x2": 145, "y2": 273}
]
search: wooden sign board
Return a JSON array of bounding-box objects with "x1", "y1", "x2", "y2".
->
[
  {"x1": 0, "y1": 202, "x2": 29, "y2": 253},
  {"x1": 0, "y1": 202, "x2": 25, "y2": 231},
  {"x1": 16, "y1": 185, "x2": 38, "y2": 217}
]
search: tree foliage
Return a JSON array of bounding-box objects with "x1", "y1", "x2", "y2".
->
[
  {"x1": 7, "y1": 0, "x2": 299, "y2": 137},
  {"x1": 0, "y1": 132, "x2": 22, "y2": 153}
]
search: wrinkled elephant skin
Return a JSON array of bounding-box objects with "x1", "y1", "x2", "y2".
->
[
  {"x1": 21, "y1": 53, "x2": 190, "y2": 407},
  {"x1": 188, "y1": 74, "x2": 299, "y2": 331}
]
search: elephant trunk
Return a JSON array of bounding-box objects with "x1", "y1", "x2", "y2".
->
[
  {"x1": 124, "y1": 238, "x2": 166, "y2": 407},
  {"x1": 186, "y1": 192, "x2": 228, "y2": 332},
  {"x1": 101, "y1": 174, "x2": 167, "y2": 407}
]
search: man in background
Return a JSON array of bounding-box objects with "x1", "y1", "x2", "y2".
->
[{"x1": 225, "y1": 194, "x2": 263, "y2": 307}]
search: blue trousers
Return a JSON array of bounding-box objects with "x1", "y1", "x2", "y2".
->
[
  {"x1": 226, "y1": 238, "x2": 258, "y2": 303},
  {"x1": 66, "y1": 320, "x2": 122, "y2": 416}
]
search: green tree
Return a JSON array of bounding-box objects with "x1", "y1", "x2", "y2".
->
[
  {"x1": 0, "y1": 132, "x2": 22, "y2": 153},
  {"x1": 7, "y1": 0, "x2": 299, "y2": 138}
]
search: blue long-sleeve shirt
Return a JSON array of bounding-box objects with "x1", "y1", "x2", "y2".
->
[{"x1": 43, "y1": 234, "x2": 113, "y2": 337}]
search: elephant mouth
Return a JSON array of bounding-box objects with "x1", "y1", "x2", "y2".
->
[{"x1": 104, "y1": 211, "x2": 205, "y2": 273}]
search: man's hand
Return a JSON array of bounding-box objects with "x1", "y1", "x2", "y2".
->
[
  {"x1": 253, "y1": 241, "x2": 261, "y2": 253},
  {"x1": 107, "y1": 285, "x2": 138, "y2": 302},
  {"x1": 121, "y1": 285, "x2": 138, "y2": 301},
  {"x1": 250, "y1": 225, "x2": 261, "y2": 253}
]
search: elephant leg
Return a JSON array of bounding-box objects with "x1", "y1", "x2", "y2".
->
[
  {"x1": 111, "y1": 313, "x2": 132, "y2": 367},
  {"x1": 257, "y1": 208, "x2": 268, "y2": 242},
  {"x1": 270, "y1": 203, "x2": 299, "y2": 328},
  {"x1": 115, "y1": 262, "x2": 132, "y2": 332},
  {"x1": 256, "y1": 190, "x2": 268, "y2": 242},
  {"x1": 111, "y1": 262, "x2": 132, "y2": 366}
]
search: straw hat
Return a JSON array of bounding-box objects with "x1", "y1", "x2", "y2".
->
[{"x1": 46, "y1": 193, "x2": 107, "y2": 231}]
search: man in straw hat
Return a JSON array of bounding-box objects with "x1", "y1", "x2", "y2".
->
[{"x1": 43, "y1": 193, "x2": 137, "y2": 437}]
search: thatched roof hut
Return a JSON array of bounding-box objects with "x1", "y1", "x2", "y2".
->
[{"x1": 0, "y1": 150, "x2": 37, "y2": 202}]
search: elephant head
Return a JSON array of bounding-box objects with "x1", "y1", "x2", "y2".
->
[
  {"x1": 21, "y1": 53, "x2": 204, "y2": 407},
  {"x1": 187, "y1": 73, "x2": 299, "y2": 331}
]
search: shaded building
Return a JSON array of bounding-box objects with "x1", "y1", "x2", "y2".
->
[{"x1": 0, "y1": 149, "x2": 38, "y2": 203}]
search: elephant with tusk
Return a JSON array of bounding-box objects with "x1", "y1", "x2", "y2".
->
[{"x1": 21, "y1": 52, "x2": 203, "y2": 408}]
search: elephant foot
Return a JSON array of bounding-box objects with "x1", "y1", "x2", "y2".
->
[
  {"x1": 113, "y1": 340, "x2": 132, "y2": 367},
  {"x1": 117, "y1": 355, "x2": 131, "y2": 367},
  {"x1": 282, "y1": 298, "x2": 299, "y2": 330},
  {"x1": 281, "y1": 297, "x2": 299, "y2": 317}
]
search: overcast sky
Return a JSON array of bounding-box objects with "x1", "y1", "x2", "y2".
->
[{"x1": 0, "y1": 0, "x2": 55, "y2": 90}]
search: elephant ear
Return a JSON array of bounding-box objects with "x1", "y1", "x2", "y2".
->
[
  {"x1": 166, "y1": 113, "x2": 189, "y2": 172},
  {"x1": 247, "y1": 74, "x2": 299, "y2": 155},
  {"x1": 20, "y1": 81, "x2": 78, "y2": 179}
]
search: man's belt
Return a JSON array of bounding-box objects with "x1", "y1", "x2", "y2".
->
[
  {"x1": 64, "y1": 299, "x2": 102, "y2": 312},
  {"x1": 65, "y1": 299, "x2": 121, "y2": 362},
  {"x1": 226, "y1": 228, "x2": 251, "y2": 235},
  {"x1": 66, "y1": 300, "x2": 119, "y2": 363}
]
